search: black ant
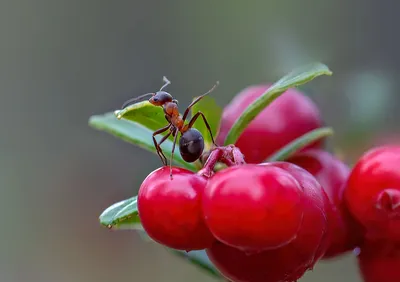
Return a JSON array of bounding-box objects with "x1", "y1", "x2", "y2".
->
[{"x1": 121, "y1": 77, "x2": 219, "y2": 178}]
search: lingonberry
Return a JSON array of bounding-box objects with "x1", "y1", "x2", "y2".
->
[
  {"x1": 216, "y1": 84, "x2": 323, "y2": 163},
  {"x1": 207, "y1": 241, "x2": 306, "y2": 282},
  {"x1": 288, "y1": 149, "x2": 363, "y2": 258},
  {"x1": 344, "y1": 145, "x2": 400, "y2": 241},
  {"x1": 261, "y1": 162, "x2": 330, "y2": 263},
  {"x1": 206, "y1": 161, "x2": 329, "y2": 282},
  {"x1": 357, "y1": 240, "x2": 400, "y2": 282},
  {"x1": 137, "y1": 166, "x2": 214, "y2": 251},
  {"x1": 202, "y1": 164, "x2": 304, "y2": 252}
]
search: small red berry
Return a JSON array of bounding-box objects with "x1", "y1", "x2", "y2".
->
[
  {"x1": 207, "y1": 162, "x2": 329, "y2": 282},
  {"x1": 357, "y1": 240, "x2": 400, "y2": 282},
  {"x1": 288, "y1": 149, "x2": 363, "y2": 258},
  {"x1": 137, "y1": 166, "x2": 214, "y2": 251},
  {"x1": 344, "y1": 145, "x2": 400, "y2": 241},
  {"x1": 202, "y1": 164, "x2": 304, "y2": 252},
  {"x1": 261, "y1": 162, "x2": 330, "y2": 263},
  {"x1": 207, "y1": 241, "x2": 306, "y2": 282},
  {"x1": 216, "y1": 84, "x2": 323, "y2": 163}
]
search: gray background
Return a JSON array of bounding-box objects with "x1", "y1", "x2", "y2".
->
[{"x1": 1, "y1": 1, "x2": 399, "y2": 281}]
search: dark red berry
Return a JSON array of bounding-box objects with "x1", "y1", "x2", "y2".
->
[
  {"x1": 288, "y1": 149, "x2": 363, "y2": 258},
  {"x1": 344, "y1": 145, "x2": 400, "y2": 241},
  {"x1": 206, "y1": 241, "x2": 305, "y2": 282},
  {"x1": 207, "y1": 162, "x2": 329, "y2": 282},
  {"x1": 216, "y1": 84, "x2": 323, "y2": 163},
  {"x1": 202, "y1": 164, "x2": 304, "y2": 252},
  {"x1": 137, "y1": 166, "x2": 214, "y2": 251},
  {"x1": 357, "y1": 240, "x2": 400, "y2": 282}
]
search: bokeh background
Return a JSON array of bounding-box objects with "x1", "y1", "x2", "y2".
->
[{"x1": 1, "y1": 0, "x2": 399, "y2": 281}]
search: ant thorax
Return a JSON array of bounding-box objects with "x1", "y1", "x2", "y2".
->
[{"x1": 163, "y1": 102, "x2": 184, "y2": 130}]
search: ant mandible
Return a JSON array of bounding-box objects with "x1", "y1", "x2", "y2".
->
[{"x1": 121, "y1": 77, "x2": 219, "y2": 178}]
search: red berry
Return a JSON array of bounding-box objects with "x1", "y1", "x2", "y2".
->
[
  {"x1": 357, "y1": 240, "x2": 400, "y2": 282},
  {"x1": 344, "y1": 145, "x2": 400, "y2": 241},
  {"x1": 216, "y1": 84, "x2": 323, "y2": 163},
  {"x1": 202, "y1": 164, "x2": 304, "y2": 252},
  {"x1": 137, "y1": 166, "x2": 214, "y2": 251},
  {"x1": 261, "y1": 162, "x2": 330, "y2": 263},
  {"x1": 288, "y1": 149, "x2": 363, "y2": 258},
  {"x1": 206, "y1": 162, "x2": 329, "y2": 282},
  {"x1": 206, "y1": 241, "x2": 307, "y2": 282}
]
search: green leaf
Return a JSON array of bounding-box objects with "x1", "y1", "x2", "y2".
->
[
  {"x1": 88, "y1": 112, "x2": 197, "y2": 171},
  {"x1": 190, "y1": 96, "x2": 222, "y2": 149},
  {"x1": 223, "y1": 63, "x2": 332, "y2": 146},
  {"x1": 99, "y1": 197, "x2": 221, "y2": 277},
  {"x1": 173, "y1": 250, "x2": 221, "y2": 278},
  {"x1": 99, "y1": 196, "x2": 142, "y2": 230},
  {"x1": 115, "y1": 101, "x2": 173, "y2": 141},
  {"x1": 267, "y1": 127, "x2": 334, "y2": 162}
]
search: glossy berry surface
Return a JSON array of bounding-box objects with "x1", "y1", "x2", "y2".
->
[
  {"x1": 344, "y1": 145, "x2": 400, "y2": 241},
  {"x1": 288, "y1": 149, "x2": 363, "y2": 258},
  {"x1": 216, "y1": 84, "x2": 323, "y2": 163},
  {"x1": 137, "y1": 166, "x2": 214, "y2": 251},
  {"x1": 357, "y1": 240, "x2": 400, "y2": 282},
  {"x1": 261, "y1": 162, "x2": 330, "y2": 263},
  {"x1": 206, "y1": 241, "x2": 304, "y2": 282},
  {"x1": 202, "y1": 164, "x2": 304, "y2": 252},
  {"x1": 207, "y1": 162, "x2": 329, "y2": 282}
]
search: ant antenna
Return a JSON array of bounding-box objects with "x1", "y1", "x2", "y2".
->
[
  {"x1": 159, "y1": 76, "x2": 171, "y2": 91},
  {"x1": 121, "y1": 92, "x2": 154, "y2": 109},
  {"x1": 202, "y1": 81, "x2": 220, "y2": 96}
]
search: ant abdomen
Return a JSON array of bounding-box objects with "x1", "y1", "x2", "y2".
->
[{"x1": 179, "y1": 128, "x2": 205, "y2": 163}]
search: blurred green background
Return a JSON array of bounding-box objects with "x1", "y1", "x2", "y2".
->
[{"x1": 1, "y1": 0, "x2": 399, "y2": 281}]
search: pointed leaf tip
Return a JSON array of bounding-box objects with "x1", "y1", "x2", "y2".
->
[
  {"x1": 99, "y1": 196, "x2": 142, "y2": 230},
  {"x1": 267, "y1": 127, "x2": 334, "y2": 162},
  {"x1": 224, "y1": 63, "x2": 332, "y2": 146}
]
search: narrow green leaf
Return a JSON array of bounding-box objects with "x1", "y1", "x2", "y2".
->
[
  {"x1": 223, "y1": 63, "x2": 332, "y2": 145},
  {"x1": 190, "y1": 96, "x2": 222, "y2": 149},
  {"x1": 99, "y1": 196, "x2": 142, "y2": 230},
  {"x1": 267, "y1": 127, "x2": 334, "y2": 162},
  {"x1": 173, "y1": 250, "x2": 221, "y2": 278},
  {"x1": 115, "y1": 101, "x2": 173, "y2": 141},
  {"x1": 88, "y1": 112, "x2": 197, "y2": 171}
]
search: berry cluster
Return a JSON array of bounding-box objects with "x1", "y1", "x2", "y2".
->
[
  {"x1": 92, "y1": 66, "x2": 399, "y2": 282},
  {"x1": 136, "y1": 85, "x2": 400, "y2": 282}
]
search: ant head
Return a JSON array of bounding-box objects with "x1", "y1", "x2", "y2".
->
[
  {"x1": 149, "y1": 91, "x2": 173, "y2": 106},
  {"x1": 121, "y1": 76, "x2": 173, "y2": 109}
]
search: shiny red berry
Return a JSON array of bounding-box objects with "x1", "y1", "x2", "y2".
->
[
  {"x1": 262, "y1": 162, "x2": 330, "y2": 263},
  {"x1": 137, "y1": 166, "x2": 215, "y2": 251},
  {"x1": 344, "y1": 145, "x2": 400, "y2": 241},
  {"x1": 202, "y1": 164, "x2": 304, "y2": 252},
  {"x1": 216, "y1": 84, "x2": 323, "y2": 163},
  {"x1": 357, "y1": 240, "x2": 400, "y2": 282},
  {"x1": 207, "y1": 162, "x2": 329, "y2": 282},
  {"x1": 288, "y1": 149, "x2": 363, "y2": 258}
]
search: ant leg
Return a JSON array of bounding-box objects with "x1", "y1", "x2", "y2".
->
[
  {"x1": 156, "y1": 130, "x2": 172, "y2": 163},
  {"x1": 182, "y1": 81, "x2": 219, "y2": 121},
  {"x1": 187, "y1": 111, "x2": 216, "y2": 145},
  {"x1": 152, "y1": 124, "x2": 171, "y2": 166},
  {"x1": 169, "y1": 127, "x2": 179, "y2": 179}
]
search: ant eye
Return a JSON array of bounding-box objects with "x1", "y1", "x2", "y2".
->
[{"x1": 153, "y1": 97, "x2": 159, "y2": 102}]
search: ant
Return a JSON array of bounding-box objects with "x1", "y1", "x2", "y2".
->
[{"x1": 121, "y1": 77, "x2": 219, "y2": 178}]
